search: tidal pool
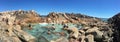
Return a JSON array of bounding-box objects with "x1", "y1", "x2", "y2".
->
[{"x1": 23, "y1": 23, "x2": 81, "y2": 42}]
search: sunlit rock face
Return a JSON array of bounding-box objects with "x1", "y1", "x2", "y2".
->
[
  {"x1": 46, "y1": 12, "x2": 102, "y2": 25},
  {"x1": 0, "y1": 10, "x2": 36, "y2": 42},
  {"x1": 23, "y1": 23, "x2": 81, "y2": 42}
]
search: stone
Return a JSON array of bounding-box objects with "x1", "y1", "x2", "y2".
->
[
  {"x1": 69, "y1": 38, "x2": 79, "y2": 42},
  {"x1": 94, "y1": 30, "x2": 103, "y2": 39},
  {"x1": 86, "y1": 34, "x2": 94, "y2": 42},
  {"x1": 86, "y1": 27, "x2": 103, "y2": 42},
  {"x1": 79, "y1": 35, "x2": 86, "y2": 42},
  {"x1": 13, "y1": 28, "x2": 35, "y2": 42},
  {"x1": 86, "y1": 27, "x2": 99, "y2": 33},
  {"x1": 0, "y1": 26, "x2": 22, "y2": 42},
  {"x1": 13, "y1": 25, "x2": 21, "y2": 30},
  {"x1": 79, "y1": 30, "x2": 85, "y2": 35},
  {"x1": 67, "y1": 27, "x2": 79, "y2": 39},
  {"x1": 50, "y1": 37, "x2": 68, "y2": 42}
]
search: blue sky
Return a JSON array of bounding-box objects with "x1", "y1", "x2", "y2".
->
[{"x1": 0, "y1": 0, "x2": 120, "y2": 18}]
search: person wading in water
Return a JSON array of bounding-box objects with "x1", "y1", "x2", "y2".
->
[{"x1": 28, "y1": 24, "x2": 32, "y2": 30}]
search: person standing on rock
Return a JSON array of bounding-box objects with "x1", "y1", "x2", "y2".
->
[
  {"x1": 63, "y1": 24, "x2": 69, "y2": 30},
  {"x1": 13, "y1": 19, "x2": 17, "y2": 25},
  {"x1": 6, "y1": 18, "x2": 9, "y2": 25},
  {"x1": 28, "y1": 24, "x2": 32, "y2": 30},
  {"x1": 2, "y1": 18, "x2": 5, "y2": 21}
]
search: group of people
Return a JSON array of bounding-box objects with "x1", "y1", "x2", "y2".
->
[{"x1": 2, "y1": 18, "x2": 9, "y2": 25}]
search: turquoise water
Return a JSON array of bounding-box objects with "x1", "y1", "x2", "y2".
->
[{"x1": 23, "y1": 23, "x2": 81, "y2": 42}]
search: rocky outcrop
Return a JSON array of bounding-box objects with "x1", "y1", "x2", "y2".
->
[
  {"x1": 0, "y1": 10, "x2": 41, "y2": 25},
  {"x1": 64, "y1": 25, "x2": 113, "y2": 42},
  {"x1": 0, "y1": 10, "x2": 36, "y2": 42},
  {"x1": 0, "y1": 10, "x2": 114, "y2": 42},
  {"x1": 108, "y1": 13, "x2": 120, "y2": 42},
  {"x1": 46, "y1": 12, "x2": 102, "y2": 25}
]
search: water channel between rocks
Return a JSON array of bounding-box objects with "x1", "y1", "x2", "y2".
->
[{"x1": 23, "y1": 23, "x2": 82, "y2": 42}]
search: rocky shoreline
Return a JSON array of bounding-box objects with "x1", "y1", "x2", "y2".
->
[{"x1": 0, "y1": 10, "x2": 119, "y2": 42}]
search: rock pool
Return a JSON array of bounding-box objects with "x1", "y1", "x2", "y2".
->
[{"x1": 23, "y1": 23, "x2": 82, "y2": 42}]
